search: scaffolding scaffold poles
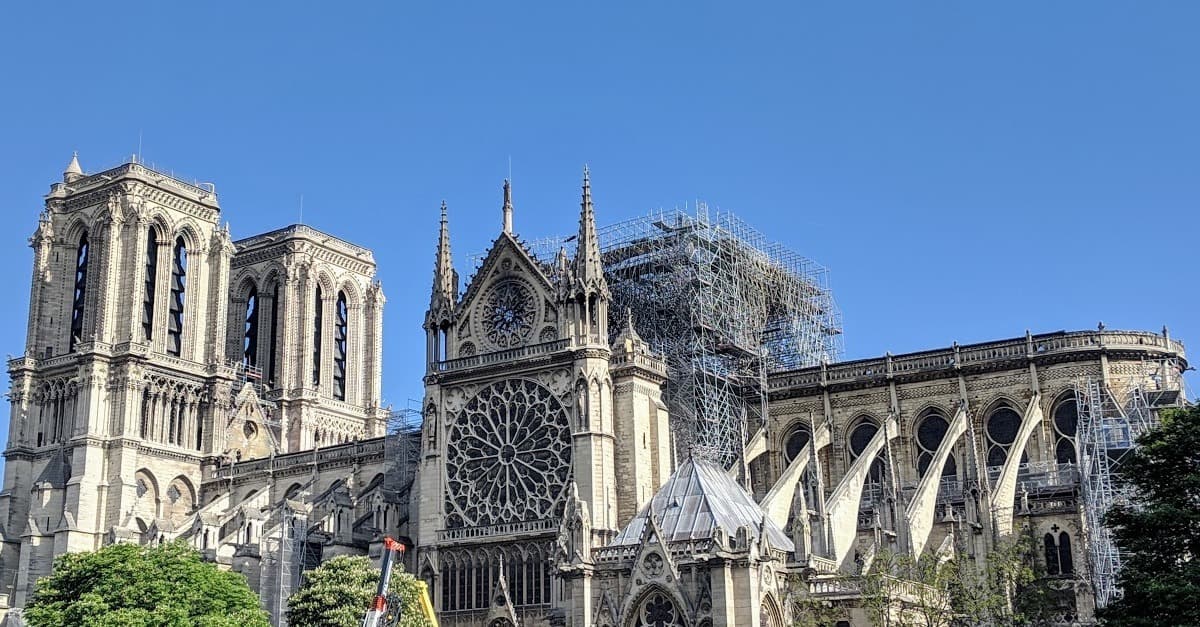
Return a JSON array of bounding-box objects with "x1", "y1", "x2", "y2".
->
[{"x1": 521, "y1": 204, "x2": 842, "y2": 471}]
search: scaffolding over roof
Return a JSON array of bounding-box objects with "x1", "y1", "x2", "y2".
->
[{"x1": 514, "y1": 203, "x2": 842, "y2": 471}]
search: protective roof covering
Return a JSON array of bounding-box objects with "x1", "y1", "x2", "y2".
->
[{"x1": 609, "y1": 457, "x2": 794, "y2": 551}]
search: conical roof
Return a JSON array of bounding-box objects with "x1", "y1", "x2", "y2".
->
[{"x1": 610, "y1": 457, "x2": 793, "y2": 550}]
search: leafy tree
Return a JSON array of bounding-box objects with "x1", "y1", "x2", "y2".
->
[
  {"x1": 286, "y1": 555, "x2": 433, "y2": 627},
  {"x1": 1100, "y1": 404, "x2": 1200, "y2": 627},
  {"x1": 24, "y1": 540, "x2": 269, "y2": 627}
]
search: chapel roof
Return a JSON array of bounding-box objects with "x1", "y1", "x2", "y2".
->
[{"x1": 609, "y1": 456, "x2": 793, "y2": 551}]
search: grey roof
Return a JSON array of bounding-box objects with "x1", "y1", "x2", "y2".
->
[
  {"x1": 33, "y1": 448, "x2": 69, "y2": 489},
  {"x1": 610, "y1": 457, "x2": 793, "y2": 551}
]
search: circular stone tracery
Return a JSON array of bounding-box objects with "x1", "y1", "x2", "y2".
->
[
  {"x1": 444, "y1": 379, "x2": 572, "y2": 528},
  {"x1": 481, "y1": 280, "x2": 536, "y2": 349}
]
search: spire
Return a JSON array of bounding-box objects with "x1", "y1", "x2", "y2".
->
[
  {"x1": 430, "y1": 201, "x2": 456, "y2": 313},
  {"x1": 573, "y1": 165, "x2": 606, "y2": 290},
  {"x1": 501, "y1": 179, "x2": 513, "y2": 235},
  {"x1": 63, "y1": 151, "x2": 83, "y2": 182}
]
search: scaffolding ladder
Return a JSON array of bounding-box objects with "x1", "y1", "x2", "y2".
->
[{"x1": 1074, "y1": 378, "x2": 1160, "y2": 608}]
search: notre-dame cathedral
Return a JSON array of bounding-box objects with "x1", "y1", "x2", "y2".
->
[{"x1": 0, "y1": 155, "x2": 1188, "y2": 627}]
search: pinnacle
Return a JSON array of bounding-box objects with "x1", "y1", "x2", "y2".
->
[{"x1": 64, "y1": 151, "x2": 83, "y2": 177}]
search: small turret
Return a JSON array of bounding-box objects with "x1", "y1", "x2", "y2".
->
[{"x1": 63, "y1": 152, "x2": 83, "y2": 183}]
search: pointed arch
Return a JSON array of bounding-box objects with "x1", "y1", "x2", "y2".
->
[
  {"x1": 333, "y1": 290, "x2": 349, "y2": 400},
  {"x1": 621, "y1": 585, "x2": 692, "y2": 627},
  {"x1": 166, "y1": 235, "x2": 189, "y2": 356},
  {"x1": 981, "y1": 396, "x2": 1027, "y2": 469},
  {"x1": 68, "y1": 229, "x2": 91, "y2": 352}
]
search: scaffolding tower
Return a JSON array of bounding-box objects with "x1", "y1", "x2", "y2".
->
[
  {"x1": 526, "y1": 204, "x2": 842, "y2": 470},
  {"x1": 1075, "y1": 360, "x2": 1185, "y2": 608}
]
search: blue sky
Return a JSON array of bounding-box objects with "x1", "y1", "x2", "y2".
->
[{"x1": 0, "y1": 2, "x2": 1196, "y2": 427}]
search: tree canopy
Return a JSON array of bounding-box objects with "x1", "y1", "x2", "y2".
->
[
  {"x1": 23, "y1": 541, "x2": 269, "y2": 627},
  {"x1": 1100, "y1": 404, "x2": 1200, "y2": 627},
  {"x1": 285, "y1": 554, "x2": 433, "y2": 627}
]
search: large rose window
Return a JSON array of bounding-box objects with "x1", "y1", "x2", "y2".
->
[
  {"x1": 445, "y1": 379, "x2": 572, "y2": 528},
  {"x1": 481, "y1": 280, "x2": 536, "y2": 348}
]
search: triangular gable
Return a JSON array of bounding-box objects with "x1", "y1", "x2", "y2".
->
[{"x1": 456, "y1": 232, "x2": 555, "y2": 322}]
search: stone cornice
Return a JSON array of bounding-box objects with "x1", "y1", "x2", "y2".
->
[{"x1": 767, "y1": 329, "x2": 1186, "y2": 400}]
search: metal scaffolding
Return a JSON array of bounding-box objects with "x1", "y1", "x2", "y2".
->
[
  {"x1": 526, "y1": 204, "x2": 842, "y2": 470},
  {"x1": 1075, "y1": 359, "x2": 1185, "y2": 608}
]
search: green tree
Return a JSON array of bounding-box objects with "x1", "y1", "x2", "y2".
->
[
  {"x1": 24, "y1": 541, "x2": 269, "y2": 627},
  {"x1": 285, "y1": 555, "x2": 433, "y2": 627},
  {"x1": 1100, "y1": 404, "x2": 1200, "y2": 627}
]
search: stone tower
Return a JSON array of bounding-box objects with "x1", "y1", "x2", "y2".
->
[
  {"x1": 0, "y1": 156, "x2": 235, "y2": 605},
  {"x1": 228, "y1": 224, "x2": 387, "y2": 451},
  {"x1": 412, "y1": 172, "x2": 670, "y2": 626}
]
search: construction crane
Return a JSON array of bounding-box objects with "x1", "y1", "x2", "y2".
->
[{"x1": 361, "y1": 537, "x2": 439, "y2": 627}]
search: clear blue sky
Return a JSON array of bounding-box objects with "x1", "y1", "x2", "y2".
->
[{"x1": 0, "y1": 2, "x2": 1196, "y2": 428}]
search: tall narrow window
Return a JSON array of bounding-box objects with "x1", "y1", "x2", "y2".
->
[
  {"x1": 312, "y1": 286, "x2": 323, "y2": 387},
  {"x1": 267, "y1": 284, "x2": 280, "y2": 385},
  {"x1": 167, "y1": 237, "x2": 188, "y2": 357},
  {"x1": 243, "y1": 287, "x2": 259, "y2": 367},
  {"x1": 333, "y1": 291, "x2": 348, "y2": 400},
  {"x1": 69, "y1": 232, "x2": 90, "y2": 352},
  {"x1": 1044, "y1": 533, "x2": 1060, "y2": 575},
  {"x1": 142, "y1": 229, "x2": 158, "y2": 340},
  {"x1": 1059, "y1": 532, "x2": 1074, "y2": 574}
]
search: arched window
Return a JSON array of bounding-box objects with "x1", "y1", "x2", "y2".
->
[
  {"x1": 1044, "y1": 531, "x2": 1075, "y2": 575},
  {"x1": 267, "y1": 284, "x2": 280, "y2": 385},
  {"x1": 783, "y1": 424, "x2": 812, "y2": 465},
  {"x1": 632, "y1": 590, "x2": 684, "y2": 627},
  {"x1": 312, "y1": 286, "x2": 323, "y2": 386},
  {"x1": 243, "y1": 286, "x2": 259, "y2": 367},
  {"x1": 69, "y1": 232, "x2": 90, "y2": 352},
  {"x1": 142, "y1": 228, "x2": 158, "y2": 340},
  {"x1": 1044, "y1": 533, "x2": 1060, "y2": 575},
  {"x1": 849, "y1": 419, "x2": 886, "y2": 507},
  {"x1": 915, "y1": 411, "x2": 957, "y2": 478},
  {"x1": 985, "y1": 405, "x2": 1025, "y2": 468},
  {"x1": 333, "y1": 291, "x2": 348, "y2": 400},
  {"x1": 1059, "y1": 531, "x2": 1074, "y2": 574},
  {"x1": 1053, "y1": 398, "x2": 1078, "y2": 465},
  {"x1": 167, "y1": 237, "x2": 187, "y2": 357}
]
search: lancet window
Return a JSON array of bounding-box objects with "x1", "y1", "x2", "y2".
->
[
  {"x1": 1044, "y1": 531, "x2": 1075, "y2": 575},
  {"x1": 142, "y1": 228, "x2": 158, "y2": 340},
  {"x1": 438, "y1": 544, "x2": 552, "y2": 612},
  {"x1": 267, "y1": 284, "x2": 280, "y2": 385},
  {"x1": 312, "y1": 286, "x2": 323, "y2": 386},
  {"x1": 333, "y1": 291, "x2": 348, "y2": 400},
  {"x1": 69, "y1": 232, "x2": 90, "y2": 352},
  {"x1": 167, "y1": 237, "x2": 187, "y2": 357},
  {"x1": 243, "y1": 286, "x2": 259, "y2": 367}
]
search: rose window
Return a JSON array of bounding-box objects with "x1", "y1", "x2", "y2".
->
[
  {"x1": 444, "y1": 379, "x2": 572, "y2": 528},
  {"x1": 481, "y1": 280, "x2": 536, "y2": 348},
  {"x1": 635, "y1": 592, "x2": 683, "y2": 627}
]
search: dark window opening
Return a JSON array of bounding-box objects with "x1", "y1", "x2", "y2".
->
[
  {"x1": 333, "y1": 291, "x2": 348, "y2": 400},
  {"x1": 167, "y1": 237, "x2": 187, "y2": 356},
  {"x1": 312, "y1": 286, "x2": 323, "y2": 387},
  {"x1": 986, "y1": 406, "x2": 1022, "y2": 467},
  {"x1": 243, "y1": 287, "x2": 259, "y2": 367},
  {"x1": 1053, "y1": 399, "x2": 1079, "y2": 465},
  {"x1": 267, "y1": 284, "x2": 279, "y2": 385},
  {"x1": 784, "y1": 425, "x2": 811, "y2": 464},
  {"x1": 69, "y1": 232, "x2": 90, "y2": 352},
  {"x1": 142, "y1": 229, "x2": 158, "y2": 340}
]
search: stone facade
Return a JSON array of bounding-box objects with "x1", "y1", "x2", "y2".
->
[
  {"x1": 0, "y1": 157, "x2": 386, "y2": 619},
  {"x1": 0, "y1": 156, "x2": 1190, "y2": 627}
]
